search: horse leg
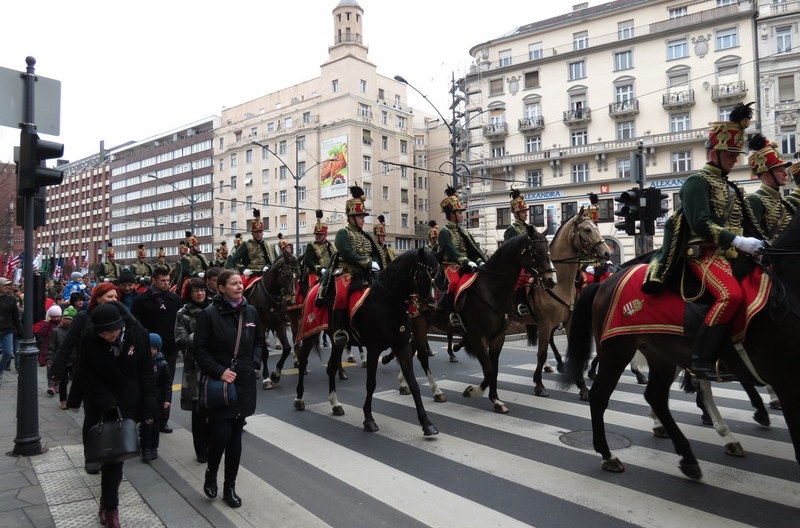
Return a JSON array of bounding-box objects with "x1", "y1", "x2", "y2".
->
[
  {"x1": 415, "y1": 343, "x2": 446, "y2": 402},
  {"x1": 261, "y1": 344, "x2": 274, "y2": 390},
  {"x1": 327, "y1": 344, "x2": 345, "y2": 416},
  {"x1": 694, "y1": 379, "x2": 745, "y2": 457},
  {"x1": 293, "y1": 338, "x2": 314, "y2": 411},
  {"x1": 462, "y1": 337, "x2": 488, "y2": 400},
  {"x1": 268, "y1": 327, "x2": 293, "y2": 386},
  {"x1": 363, "y1": 346, "x2": 380, "y2": 432},
  {"x1": 549, "y1": 334, "x2": 564, "y2": 373},
  {"x1": 487, "y1": 340, "x2": 508, "y2": 414},
  {"x1": 694, "y1": 383, "x2": 713, "y2": 426},
  {"x1": 381, "y1": 349, "x2": 396, "y2": 365},
  {"x1": 359, "y1": 345, "x2": 367, "y2": 368},
  {"x1": 394, "y1": 342, "x2": 438, "y2": 436},
  {"x1": 766, "y1": 385, "x2": 781, "y2": 410},
  {"x1": 644, "y1": 360, "x2": 701, "y2": 480},
  {"x1": 741, "y1": 382, "x2": 770, "y2": 426},
  {"x1": 533, "y1": 332, "x2": 550, "y2": 397},
  {"x1": 589, "y1": 343, "x2": 632, "y2": 473},
  {"x1": 346, "y1": 345, "x2": 355, "y2": 363}
]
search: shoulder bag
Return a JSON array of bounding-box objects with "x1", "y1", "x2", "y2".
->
[
  {"x1": 84, "y1": 407, "x2": 140, "y2": 464},
  {"x1": 199, "y1": 312, "x2": 243, "y2": 410}
]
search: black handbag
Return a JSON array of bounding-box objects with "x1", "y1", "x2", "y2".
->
[
  {"x1": 84, "y1": 407, "x2": 140, "y2": 464},
  {"x1": 198, "y1": 312, "x2": 243, "y2": 411}
]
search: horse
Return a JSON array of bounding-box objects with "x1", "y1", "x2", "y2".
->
[
  {"x1": 410, "y1": 224, "x2": 557, "y2": 413},
  {"x1": 293, "y1": 247, "x2": 441, "y2": 435},
  {"x1": 244, "y1": 253, "x2": 301, "y2": 389},
  {"x1": 561, "y1": 212, "x2": 800, "y2": 479},
  {"x1": 519, "y1": 209, "x2": 611, "y2": 397}
]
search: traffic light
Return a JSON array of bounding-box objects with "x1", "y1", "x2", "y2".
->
[
  {"x1": 645, "y1": 187, "x2": 669, "y2": 222},
  {"x1": 17, "y1": 130, "x2": 64, "y2": 195},
  {"x1": 614, "y1": 188, "x2": 642, "y2": 236}
]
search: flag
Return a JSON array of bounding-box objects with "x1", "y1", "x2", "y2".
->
[
  {"x1": 41, "y1": 254, "x2": 50, "y2": 276},
  {"x1": 7, "y1": 253, "x2": 21, "y2": 280},
  {"x1": 32, "y1": 250, "x2": 42, "y2": 271},
  {"x1": 69, "y1": 253, "x2": 77, "y2": 269},
  {"x1": 53, "y1": 257, "x2": 63, "y2": 280}
]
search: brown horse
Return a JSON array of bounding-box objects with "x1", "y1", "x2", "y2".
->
[
  {"x1": 561, "y1": 212, "x2": 800, "y2": 479},
  {"x1": 411, "y1": 225, "x2": 557, "y2": 413},
  {"x1": 518, "y1": 209, "x2": 611, "y2": 397}
]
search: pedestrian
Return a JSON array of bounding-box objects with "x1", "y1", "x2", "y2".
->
[
  {"x1": 131, "y1": 266, "x2": 182, "y2": 433},
  {"x1": 47, "y1": 305, "x2": 77, "y2": 409},
  {"x1": 0, "y1": 277, "x2": 22, "y2": 378},
  {"x1": 116, "y1": 269, "x2": 139, "y2": 309},
  {"x1": 78, "y1": 302, "x2": 155, "y2": 528},
  {"x1": 140, "y1": 333, "x2": 172, "y2": 463},
  {"x1": 69, "y1": 291, "x2": 88, "y2": 312},
  {"x1": 62, "y1": 272, "x2": 87, "y2": 302},
  {"x1": 33, "y1": 305, "x2": 61, "y2": 380},
  {"x1": 194, "y1": 269, "x2": 263, "y2": 508},
  {"x1": 204, "y1": 267, "x2": 222, "y2": 299},
  {"x1": 175, "y1": 277, "x2": 212, "y2": 463}
]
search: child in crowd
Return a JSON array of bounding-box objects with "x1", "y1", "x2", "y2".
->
[
  {"x1": 47, "y1": 306, "x2": 77, "y2": 409},
  {"x1": 34, "y1": 306, "x2": 61, "y2": 393},
  {"x1": 140, "y1": 333, "x2": 172, "y2": 462}
]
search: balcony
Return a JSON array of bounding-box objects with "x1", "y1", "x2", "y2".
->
[
  {"x1": 562, "y1": 107, "x2": 591, "y2": 126},
  {"x1": 483, "y1": 122, "x2": 509, "y2": 139},
  {"x1": 712, "y1": 81, "x2": 747, "y2": 102},
  {"x1": 608, "y1": 99, "x2": 639, "y2": 118},
  {"x1": 518, "y1": 116, "x2": 545, "y2": 133},
  {"x1": 662, "y1": 89, "x2": 695, "y2": 109}
]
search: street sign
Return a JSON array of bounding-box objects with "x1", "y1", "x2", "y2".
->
[{"x1": 0, "y1": 64, "x2": 61, "y2": 135}]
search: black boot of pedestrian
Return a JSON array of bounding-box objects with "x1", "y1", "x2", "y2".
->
[
  {"x1": 203, "y1": 469, "x2": 218, "y2": 499},
  {"x1": 223, "y1": 485, "x2": 242, "y2": 508}
]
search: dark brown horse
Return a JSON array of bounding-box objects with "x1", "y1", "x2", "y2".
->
[
  {"x1": 411, "y1": 225, "x2": 557, "y2": 413},
  {"x1": 561, "y1": 212, "x2": 800, "y2": 479}
]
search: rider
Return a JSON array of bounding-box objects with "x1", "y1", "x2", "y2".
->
[
  {"x1": 373, "y1": 215, "x2": 396, "y2": 269},
  {"x1": 328, "y1": 185, "x2": 382, "y2": 346},
  {"x1": 303, "y1": 210, "x2": 336, "y2": 289},
  {"x1": 153, "y1": 246, "x2": 171, "y2": 276},
  {"x1": 642, "y1": 102, "x2": 763, "y2": 381},
  {"x1": 426, "y1": 221, "x2": 439, "y2": 252},
  {"x1": 97, "y1": 242, "x2": 121, "y2": 283},
  {"x1": 213, "y1": 241, "x2": 229, "y2": 268},
  {"x1": 745, "y1": 133, "x2": 795, "y2": 243},
  {"x1": 785, "y1": 159, "x2": 800, "y2": 212},
  {"x1": 171, "y1": 232, "x2": 211, "y2": 294},
  {"x1": 437, "y1": 186, "x2": 487, "y2": 329},
  {"x1": 226, "y1": 209, "x2": 273, "y2": 286},
  {"x1": 130, "y1": 244, "x2": 154, "y2": 285},
  {"x1": 503, "y1": 188, "x2": 533, "y2": 317}
]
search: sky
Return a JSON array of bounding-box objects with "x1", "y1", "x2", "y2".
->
[{"x1": 0, "y1": 0, "x2": 588, "y2": 164}]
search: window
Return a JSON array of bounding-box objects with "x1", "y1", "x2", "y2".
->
[
  {"x1": 524, "y1": 71, "x2": 539, "y2": 89},
  {"x1": 358, "y1": 103, "x2": 371, "y2": 118},
  {"x1": 489, "y1": 78, "x2": 504, "y2": 96},
  {"x1": 717, "y1": 0, "x2": 735, "y2": 5},
  {"x1": 672, "y1": 151, "x2": 692, "y2": 173},
  {"x1": 261, "y1": 146, "x2": 269, "y2": 159},
  {"x1": 397, "y1": 116, "x2": 407, "y2": 129},
  {"x1": 617, "y1": 158, "x2": 631, "y2": 179},
  {"x1": 382, "y1": 186, "x2": 389, "y2": 200},
  {"x1": 781, "y1": 126, "x2": 797, "y2": 154},
  {"x1": 297, "y1": 161, "x2": 306, "y2": 177},
  {"x1": 360, "y1": 79, "x2": 367, "y2": 93},
  {"x1": 670, "y1": 113, "x2": 691, "y2": 132},
  {"x1": 667, "y1": 39, "x2": 688, "y2": 60},
  {"x1": 614, "y1": 50, "x2": 632, "y2": 71},
  {"x1": 381, "y1": 135, "x2": 388, "y2": 150},
  {"x1": 250, "y1": 127, "x2": 257, "y2": 137},
  {"x1": 616, "y1": 121, "x2": 635, "y2": 140},
  {"x1": 568, "y1": 60, "x2": 586, "y2": 80},
  {"x1": 401, "y1": 189, "x2": 409, "y2": 203},
  {"x1": 267, "y1": 122, "x2": 275, "y2": 132},
  {"x1": 779, "y1": 75, "x2": 795, "y2": 103},
  {"x1": 298, "y1": 187, "x2": 306, "y2": 202},
  {"x1": 615, "y1": 83, "x2": 634, "y2": 103},
  {"x1": 716, "y1": 27, "x2": 738, "y2": 50},
  {"x1": 668, "y1": 71, "x2": 689, "y2": 91},
  {"x1": 332, "y1": 79, "x2": 339, "y2": 93},
  {"x1": 245, "y1": 149, "x2": 253, "y2": 163},
  {"x1": 395, "y1": 94, "x2": 401, "y2": 108},
  {"x1": 378, "y1": 88, "x2": 384, "y2": 101},
  {"x1": 302, "y1": 111, "x2": 311, "y2": 123},
  {"x1": 777, "y1": 27, "x2": 792, "y2": 54},
  {"x1": 245, "y1": 172, "x2": 253, "y2": 187},
  {"x1": 362, "y1": 128, "x2": 373, "y2": 145},
  {"x1": 529, "y1": 42, "x2": 543, "y2": 60},
  {"x1": 573, "y1": 31, "x2": 589, "y2": 50},
  {"x1": 499, "y1": 49, "x2": 512, "y2": 67},
  {"x1": 230, "y1": 199, "x2": 237, "y2": 213},
  {"x1": 524, "y1": 101, "x2": 541, "y2": 119},
  {"x1": 381, "y1": 110, "x2": 388, "y2": 125},
  {"x1": 218, "y1": 159, "x2": 224, "y2": 171},
  {"x1": 230, "y1": 220, "x2": 237, "y2": 233},
  {"x1": 279, "y1": 140, "x2": 287, "y2": 155},
  {"x1": 669, "y1": 6, "x2": 687, "y2": 18},
  {"x1": 400, "y1": 139, "x2": 408, "y2": 154},
  {"x1": 364, "y1": 182, "x2": 372, "y2": 198},
  {"x1": 262, "y1": 169, "x2": 269, "y2": 183},
  {"x1": 297, "y1": 136, "x2": 306, "y2": 150},
  {"x1": 525, "y1": 135, "x2": 541, "y2": 153},
  {"x1": 279, "y1": 166, "x2": 287, "y2": 180},
  {"x1": 363, "y1": 155, "x2": 371, "y2": 172},
  {"x1": 230, "y1": 176, "x2": 237, "y2": 189},
  {"x1": 279, "y1": 216, "x2": 287, "y2": 230},
  {"x1": 401, "y1": 167, "x2": 408, "y2": 179},
  {"x1": 218, "y1": 137, "x2": 224, "y2": 149},
  {"x1": 618, "y1": 20, "x2": 634, "y2": 40},
  {"x1": 284, "y1": 117, "x2": 292, "y2": 129},
  {"x1": 491, "y1": 141, "x2": 505, "y2": 158},
  {"x1": 526, "y1": 169, "x2": 542, "y2": 187},
  {"x1": 497, "y1": 208, "x2": 511, "y2": 229},
  {"x1": 572, "y1": 163, "x2": 589, "y2": 183},
  {"x1": 381, "y1": 162, "x2": 389, "y2": 175},
  {"x1": 279, "y1": 190, "x2": 287, "y2": 204},
  {"x1": 230, "y1": 153, "x2": 237, "y2": 168},
  {"x1": 571, "y1": 129, "x2": 588, "y2": 146},
  {"x1": 261, "y1": 193, "x2": 269, "y2": 206},
  {"x1": 561, "y1": 202, "x2": 578, "y2": 223}
]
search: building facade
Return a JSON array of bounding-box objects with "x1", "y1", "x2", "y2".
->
[{"x1": 0, "y1": 162, "x2": 24, "y2": 264}]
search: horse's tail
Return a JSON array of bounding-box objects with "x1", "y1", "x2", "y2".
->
[
  {"x1": 560, "y1": 282, "x2": 601, "y2": 389},
  {"x1": 526, "y1": 324, "x2": 538, "y2": 347}
]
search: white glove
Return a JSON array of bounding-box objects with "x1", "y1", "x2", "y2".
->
[
  {"x1": 262, "y1": 266, "x2": 270, "y2": 272},
  {"x1": 732, "y1": 236, "x2": 764, "y2": 256},
  {"x1": 243, "y1": 269, "x2": 253, "y2": 277},
  {"x1": 371, "y1": 261, "x2": 380, "y2": 272},
  {"x1": 197, "y1": 272, "x2": 205, "y2": 278},
  {"x1": 466, "y1": 261, "x2": 477, "y2": 270},
  {"x1": 319, "y1": 268, "x2": 327, "y2": 275},
  {"x1": 103, "y1": 278, "x2": 110, "y2": 282},
  {"x1": 79, "y1": 284, "x2": 86, "y2": 290}
]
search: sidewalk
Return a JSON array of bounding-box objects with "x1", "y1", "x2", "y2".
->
[{"x1": 0, "y1": 365, "x2": 233, "y2": 528}]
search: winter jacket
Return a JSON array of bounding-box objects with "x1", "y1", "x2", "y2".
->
[
  {"x1": 0, "y1": 292, "x2": 22, "y2": 335},
  {"x1": 150, "y1": 350, "x2": 173, "y2": 407},
  {"x1": 47, "y1": 325, "x2": 74, "y2": 370},
  {"x1": 175, "y1": 301, "x2": 207, "y2": 410},
  {"x1": 193, "y1": 296, "x2": 263, "y2": 419},
  {"x1": 33, "y1": 319, "x2": 59, "y2": 366},
  {"x1": 131, "y1": 288, "x2": 182, "y2": 358}
]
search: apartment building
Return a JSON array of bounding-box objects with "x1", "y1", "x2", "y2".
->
[
  {"x1": 0, "y1": 162, "x2": 24, "y2": 261},
  {"x1": 459, "y1": 0, "x2": 760, "y2": 261},
  {"x1": 214, "y1": 0, "x2": 445, "y2": 255}
]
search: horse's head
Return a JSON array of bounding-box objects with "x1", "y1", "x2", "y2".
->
[
  {"x1": 524, "y1": 224, "x2": 557, "y2": 289},
  {"x1": 264, "y1": 254, "x2": 300, "y2": 304},
  {"x1": 412, "y1": 247, "x2": 440, "y2": 305},
  {"x1": 572, "y1": 208, "x2": 612, "y2": 261}
]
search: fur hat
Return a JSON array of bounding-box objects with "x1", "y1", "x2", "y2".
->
[
  {"x1": 428, "y1": 220, "x2": 439, "y2": 240},
  {"x1": 117, "y1": 269, "x2": 137, "y2": 285},
  {"x1": 373, "y1": 215, "x2": 387, "y2": 236},
  {"x1": 747, "y1": 133, "x2": 791, "y2": 176},
  {"x1": 136, "y1": 244, "x2": 146, "y2": 259},
  {"x1": 345, "y1": 185, "x2": 369, "y2": 216},
  {"x1": 707, "y1": 102, "x2": 754, "y2": 153},
  {"x1": 249, "y1": 209, "x2": 264, "y2": 232},
  {"x1": 234, "y1": 233, "x2": 243, "y2": 248},
  {"x1": 105, "y1": 241, "x2": 115, "y2": 259},
  {"x1": 440, "y1": 186, "x2": 466, "y2": 213},
  {"x1": 313, "y1": 210, "x2": 328, "y2": 235},
  {"x1": 157, "y1": 246, "x2": 166, "y2": 258},
  {"x1": 509, "y1": 188, "x2": 527, "y2": 214}
]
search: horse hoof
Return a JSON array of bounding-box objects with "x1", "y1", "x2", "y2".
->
[
  {"x1": 652, "y1": 426, "x2": 668, "y2": 439},
  {"x1": 579, "y1": 389, "x2": 589, "y2": 402},
  {"x1": 679, "y1": 461, "x2": 702, "y2": 480},
  {"x1": 346, "y1": 355, "x2": 356, "y2": 363},
  {"x1": 701, "y1": 414, "x2": 713, "y2": 426},
  {"x1": 556, "y1": 363, "x2": 564, "y2": 374},
  {"x1": 293, "y1": 361, "x2": 299, "y2": 368},
  {"x1": 769, "y1": 400, "x2": 782, "y2": 411},
  {"x1": 587, "y1": 370, "x2": 596, "y2": 380},
  {"x1": 294, "y1": 399, "x2": 305, "y2": 411},
  {"x1": 433, "y1": 393, "x2": 448, "y2": 403},
  {"x1": 635, "y1": 373, "x2": 648, "y2": 385},
  {"x1": 753, "y1": 410, "x2": 771, "y2": 427},
  {"x1": 361, "y1": 361, "x2": 367, "y2": 368},
  {"x1": 254, "y1": 371, "x2": 261, "y2": 379},
  {"x1": 380, "y1": 355, "x2": 392, "y2": 365},
  {"x1": 270, "y1": 371, "x2": 281, "y2": 383},
  {"x1": 601, "y1": 458, "x2": 625, "y2": 473},
  {"x1": 363, "y1": 420, "x2": 379, "y2": 432},
  {"x1": 462, "y1": 386, "x2": 481, "y2": 398},
  {"x1": 422, "y1": 424, "x2": 439, "y2": 436},
  {"x1": 543, "y1": 364, "x2": 554, "y2": 373},
  {"x1": 332, "y1": 405, "x2": 345, "y2": 416},
  {"x1": 724, "y1": 442, "x2": 745, "y2": 457},
  {"x1": 493, "y1": 402, "x2": 509, "y2": 414},
  {"x1": 449, "y1": 355, "x2": 459, "y2": 363},
  {"x1": 338, "y1": 371, "x2": 349, "y2": 380},
  {"x1": 262, "y1": 379, "x2": 274, "y2": 390},
  {"x1": 399, "y1": 386, "x2": 411, "y2": 396},
  {"x1": 534, "y1": 387, "x2": 550, "y2": 398}
]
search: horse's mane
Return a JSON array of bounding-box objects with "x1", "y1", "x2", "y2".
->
[
  {"x1": 550, "y1": 214, "x2": 573, "y2": 244},
  {"x1": 485, "y1": 229, "x2": 539, "y2": 270},
  {"x1": 374, "y1": 249, "x2": 434, "y2": 297}
]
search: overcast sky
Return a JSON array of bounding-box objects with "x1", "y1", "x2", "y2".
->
[{"x1": 0, "y1": 0, "x2": 586, "y2": 164}]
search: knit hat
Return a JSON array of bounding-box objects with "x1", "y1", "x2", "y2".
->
[
  {"x1": 70, "y1": 272, "x2": 82, "y2": 281},
  {"x1": 747, "y1": 133, "x2": 791, "y2": 176},
  {"x1": 440, "y1": 186, "x2": 466, "y2": 213},
  {"x1": 428, "y1": 220, "x2": 439, "y2": 240},
  {"x1": 47, "y1": 305, "x2": 62, "y2": 318},
  {"x1": 62, "y1": 306, "x2": 77, "y2": 319},
  {"x1": 345, "y1": 185, "x2": 369, "y2": 216},
  {"x1": 149, "y1": 333, "x2": 162, "y2": 352},
  {"x1": 509, "y1": 188, "x2": 527, "y2": 214},
  {"x1": 373, "y1": 215, "x2": 387, "y2": 236},
  {"x1": 250, "y1": 209, "x2": 264, "y2": 232},
  {"x1": 707, "y1": 102, "x2": 754, "y2": 153},
  {"x1": 90, "y1": 303, "x2": 125, "y2": 332},
  {"x1": 313, "y1": 210, "x2": 328, "y2": 234}
]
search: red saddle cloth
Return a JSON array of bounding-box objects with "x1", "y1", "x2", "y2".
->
[
  {"x1": 453, "y1": 272, "x2": 479, "y2": 306},
  {"x1": 295, "y1": 282, "x2": 370, "y2": 343},
  {"x1": 600, "y1": 264, "x2": 770, "y2": 344}
]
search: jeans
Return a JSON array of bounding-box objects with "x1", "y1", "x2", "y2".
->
[{"x1": 0, "y1": 332, "x2": 14, "y2": 372}]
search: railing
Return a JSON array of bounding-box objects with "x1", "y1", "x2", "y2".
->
[
  {"x1": 608, "y1": 99, "x2": 639, "y2": 117},
  {"x1": 712, "y1": 81, "x2": 747, "y2": 101},
  {"x1": 483, "y1": 122, "x2": 509, "y2": 138},
  {"x1": 662, "y1": 89, "x2": 695, "y2": 108},
  {"x1": 518, "y1": 116, "x2": 545, "y2": 132},
  {"x1": 563, "y1": 107, "x2": 591, "y2": 124}
]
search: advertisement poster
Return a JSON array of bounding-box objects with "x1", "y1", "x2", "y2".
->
[{"x1": 320, "y1": 135, "x2": 348, "y2": 199}]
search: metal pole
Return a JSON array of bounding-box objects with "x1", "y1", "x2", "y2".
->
[
  {"x1": 14, "y1": 56, "x2": 43, "y2": 456},
  {"x1": 450, "y1": 73, "x2": 459, "y2": 189}
]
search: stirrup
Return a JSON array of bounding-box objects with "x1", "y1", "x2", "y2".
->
[
  {"x1": 332, "y1": 329, "x2": 349, "y2": 346},
  {"x1": 448, "y1": 312, "x2": 464, "y2": 329},
  {"x1": 516, "y1": 304, "x2": 530, "y2": 317}
]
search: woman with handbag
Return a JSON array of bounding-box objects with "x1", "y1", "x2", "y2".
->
[
  {"x1": 78, "y1": 302, "x2": 156, "y2": 527},
  {"x1": 193, "y1": 270, "x2": 263, "y2": 508}
]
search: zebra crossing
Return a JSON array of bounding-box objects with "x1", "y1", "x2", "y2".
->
[{"x1": 218, "y1": 357, "x2": 800, "y2": 528}]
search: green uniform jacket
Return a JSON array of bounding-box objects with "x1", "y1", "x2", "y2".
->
[
  {"x1": 130, "y1": 261, "x2": 153, "y2": 280},
  {"x1": 503, "y1": 220, "x2": 527, "y2": 242},
  {"x1": 334, "y1": 224, "x2": 381, "y2": 274},
  {"x1": 437, "y1": 221, "x2": 487, "y2": 266},
  {"x1": 786, "y1": 187, "x2": 800, "y2": 213},
  {"x1": 171, "y1": 252, "x2": 210, "y2": 288},
  {"x1": 746, "y1": 184, "x2": 796, "y2": 243},
  {"x1": 226, "y1": 238, "x2": 273, "y2": 273},
  {"x1": 303, "y1": 241, "x2": 336, "y2": 276},
  {"x1": 97, "y1": 260, "x2": 121, "y2": 282}
]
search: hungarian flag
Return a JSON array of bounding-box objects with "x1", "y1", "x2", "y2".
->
[
  {"x1": 53, "y1": 257, "x2": 63, "y2": 280},
  {"x1": 69, "y1": 253, "x2": 77, "y2": 269}
]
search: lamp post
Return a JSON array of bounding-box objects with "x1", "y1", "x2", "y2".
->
[
  {"x1": 147, "y1": 172, "x2": 196, "y2": 234},
  {"x1": 394, "y1": 73, "x2": 463, "y2": 188},
  {"x1": 251, "y1": 140, "x2": 335, "y2": 252}
]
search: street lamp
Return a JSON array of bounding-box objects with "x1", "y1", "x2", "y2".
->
[
  {"x1": 394, "y1": 73, "x2": 463, "y2": 188},
  {"x1": 147, "y1": 173, "x2": 196, "y2": 234},
  {"x1": 251, "y1": 140, "x2": 335, "y2": 251}
]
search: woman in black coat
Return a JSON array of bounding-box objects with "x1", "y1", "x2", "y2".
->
[
  {"x1": 193, "y1": 269, "x2": 263, "y2": 508},
  {"x1": 78, "y1": 302, "x2": 155, "y2": 528}
]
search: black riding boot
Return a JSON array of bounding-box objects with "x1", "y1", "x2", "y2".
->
[
  {"x1": 437, "y1": 291, "x2": 463, "y2": 329},
  {"x1": 514, "y1": 289, "x2": 530, "y2": 316},
  {"x1": 330, "y1": 309, "x2": 349, "y2": 346},
  {"x1": 690, "y1": 324, "x2": 736, "y2": 382}
]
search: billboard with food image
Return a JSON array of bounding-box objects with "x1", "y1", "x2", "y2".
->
[{"x1": 320, "y1": 135, "x2": 348, "y2": 199}]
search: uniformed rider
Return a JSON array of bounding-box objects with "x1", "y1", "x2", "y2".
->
[
  {"x1": 226, "y1": 209, "x2": 273, "y2": 285},
  {"x1": 503, "y1": 188, "x2": 532, "y2": 317}
]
